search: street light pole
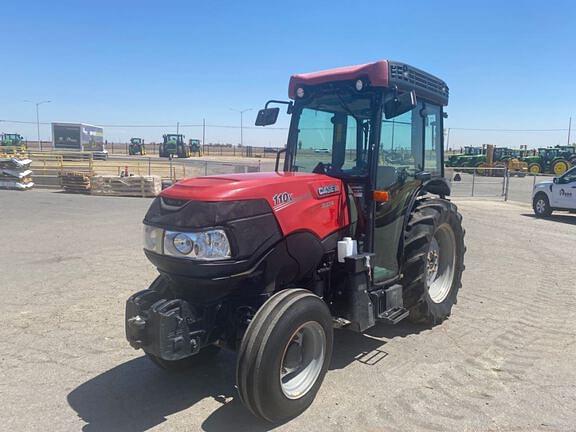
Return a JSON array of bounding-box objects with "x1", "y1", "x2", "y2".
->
[
  {"x1": 25, "y1": 100, "x2": 51, "y2": 151},
  {"x1": 230, "y1": 108, "x2": 252, "y2": 147}
]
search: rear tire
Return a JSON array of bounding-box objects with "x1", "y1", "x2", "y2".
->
[
  {"x1": 533, "y1": 193, "x2": 552, "y2": 217},
  {"x1": 401, "y1": 199, "x2": 466, "y2": 325},
  {"x1": 236, "y1": 289, "x2": 333, "y2": 423},
  {"x1": 552, "y1": 159, "x2": 569, "y2": 176}
]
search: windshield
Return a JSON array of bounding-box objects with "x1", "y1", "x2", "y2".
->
[{"x1": 292, "y1": 92, "x2": 373, "y2": 175}]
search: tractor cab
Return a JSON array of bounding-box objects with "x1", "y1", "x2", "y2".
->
[
  {"x1": 159, "y1": 134, "x2": 190, "y2": 158},
  {"x1": 257, "y1": 61, "x2": 451, "y2": 283},
  {"x1": 128, "y1": 138, "x2": 146, "y2": 155},
  {"x1": 463, "y1": 146, "x2": 483, "y2": 156}
]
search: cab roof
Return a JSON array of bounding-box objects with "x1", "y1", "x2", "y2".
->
[{"x1": 288, "y1": 60, "x2": 449, "y2": 106}]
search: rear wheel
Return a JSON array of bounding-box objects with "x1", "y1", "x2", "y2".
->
[
  {"x1": 552, "y1": 159, "x2": 569, "y2": 176},
  {"x1": 533, "y1": 193, "x2": 552, "y2": 217},
  {"x1": 236, "y1": 289, "x2": 333, "y2": 423},
  {"x1": 401, "y1": 199, "x2": 466, "y2": 325}
]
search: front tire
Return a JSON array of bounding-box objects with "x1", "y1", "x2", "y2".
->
[
  {"x1": 236, "y1": 289, "x2": 333, "y2": 423},
  {"x1": 401, "y1": 199, "x2": 466, "y2": 325},
  {"x1": 528, "y1": 163, "x2": 541, "y2": 174},
  {"x1": 533, "y1": 193, "x2": 552, "y2": 217}
]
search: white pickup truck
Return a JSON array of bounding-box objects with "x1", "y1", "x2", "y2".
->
[{"x1": 532, "y1": 166, "x2": 576, "y2": 217}]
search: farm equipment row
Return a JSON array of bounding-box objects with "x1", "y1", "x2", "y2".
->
[
  {"x1": 447, "y1": 144, "x2": 576, "y2": 175},
  {"x1": 129, "y1": 135, "x2": 203, "y2": 158}
]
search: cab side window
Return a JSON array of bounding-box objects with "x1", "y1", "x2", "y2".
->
[
  {"x1": 423, "y1": 103, "x2": 442, "y2": 175},
  {"x1": 379, "y1": 102, "x2": 424, "y2": 188}
]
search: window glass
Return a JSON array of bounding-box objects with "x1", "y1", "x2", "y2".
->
[
  {"x1": 424, "y1": 103, "x2": 442, "y2": 175},
  {"x1": 562, "y1": 167, "x2": 576, "y2": 183},
  {"x1": 378, "y1": 103, "x2": 423, "y2": 188},
  {"x1": 294, "y1": 108, "x2": 366, "y2": 174}
]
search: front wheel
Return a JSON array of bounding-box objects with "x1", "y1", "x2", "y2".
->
[
  {"x1": 236, "y1": 289, "x2": 333, "y2": 423},
  {"x1": 528, "y1": 163, "x2": 541, "y2": 174},
  {"x1": 401, "y1": 199, "x2": 466, "y2": 325}
]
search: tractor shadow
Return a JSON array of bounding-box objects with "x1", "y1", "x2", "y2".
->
[
  {"x1": 67, "y1": 322, "x2": 428, "y2": 432},
  {"x1": 521, "y1": 213, "x2": 576, "y2": 225}
]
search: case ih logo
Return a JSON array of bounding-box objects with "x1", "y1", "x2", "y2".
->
[
  {"x1": 272, "y1": 192, "x2": 294, "y2": 211},
  {"x1": 317, "y1": 184, "x2": 339, "y2": 197},
  {"x1": 559, "y1": 188, "x2": 573, "y2": 198}
]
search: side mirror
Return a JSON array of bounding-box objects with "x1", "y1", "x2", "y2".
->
[
  {"x1": 255, "y1": 107, "x2": 280, "y2": 126},
  {"x1": 384, "y1": 91, "x2": 417, "y2": 119},
  {"x1": 553, "y1": 177, "x2": 558, "y2": 184}
]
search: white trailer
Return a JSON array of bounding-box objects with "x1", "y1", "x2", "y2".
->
[{"x1": 51, "y1": 123, "x2": 108, "y2": 160}]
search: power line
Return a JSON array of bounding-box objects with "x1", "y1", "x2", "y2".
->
[
  {"x1": 0, "y1": 119, "x2": 289, "y2": 130},
  {"x1": 449, "y1": 127, "x2": 568, "y2": 132},
  {"x1": 1, "y1": 119, "x2": 569, "y2": 132}
]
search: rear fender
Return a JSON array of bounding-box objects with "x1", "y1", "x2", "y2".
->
[{"x1": 397, "y1": 178, "x2": 450, "y2": 265}]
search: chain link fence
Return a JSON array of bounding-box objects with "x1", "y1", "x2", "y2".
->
[{"x1": 445, "y1": 167, "x2": 556, "y2": 204}]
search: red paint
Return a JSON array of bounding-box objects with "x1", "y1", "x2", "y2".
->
[
  {"x1": 288, "y1": 60, "x2": 389, "y2": 99},
  {"x1": 161, "y1": 172, "x2": 349, "y2": 239}
]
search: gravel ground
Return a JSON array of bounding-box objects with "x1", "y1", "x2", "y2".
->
[{"x1": 0, "y1": 190, "x2": 575, "y2": 432}]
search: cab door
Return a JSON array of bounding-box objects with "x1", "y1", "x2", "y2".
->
[
  {"x1": 372, "y1": 103, "x2": 424, "y2": 282},
  {"x1": 551, "y1": 168, "x2": 576, "y2": 209}
]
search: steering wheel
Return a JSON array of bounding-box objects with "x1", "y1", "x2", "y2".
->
[{"x1": 312, "y1": 162, "x2": 333, "y2": 174}]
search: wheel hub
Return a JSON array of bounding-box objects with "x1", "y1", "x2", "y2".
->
[
  {"x1": 536, "y1": 199, "x2": 546, "y2": 214},
  {"x1": 426, "y1": 224, "x2": 457, "y2": 304},
  {"x1": 280, "y1": 321, "x2": 326, "y2": 400}
]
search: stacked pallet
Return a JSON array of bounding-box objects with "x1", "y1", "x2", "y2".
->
[
  {"x1": 0, "y1": 158, "x2": 34, "y2": 190},
  {"x1": 91, "y1": 175, "x2": 161, "y2": 197},
  {"x1": 60, "y1": 171, "x2": 92, "y2": 193}
]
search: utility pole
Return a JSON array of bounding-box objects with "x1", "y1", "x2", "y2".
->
[
  {"x1": 176, "y1": 121, "x2": 180, "y2": 135},
  {"x1": 24, "y1": 100, "x2": 51, "y2": 151},
  {"x1": 202, "y1": 118, "x2": 206, "y2": 147},
  {"x1": 230, "y1": 108, "x2": 252, "y2": 147},
  {"x1": 568, "y1": 117, "x2": 572, "y2": 145}
]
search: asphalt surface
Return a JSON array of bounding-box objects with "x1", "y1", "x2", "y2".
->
[{"x1": 1, "y1": 190, "x2": 575, "y2": 432}]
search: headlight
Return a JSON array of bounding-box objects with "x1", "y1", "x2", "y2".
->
[
  {"x1": 164, "y1": 229, "x2": 231, "y2": 260},
  {"x1": 143, "y1": 225, "x2": 164, "y2": 254}
]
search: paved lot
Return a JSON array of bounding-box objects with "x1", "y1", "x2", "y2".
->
[{"x1": 1, "y1": 190, "x2": 575, "y2": 432}]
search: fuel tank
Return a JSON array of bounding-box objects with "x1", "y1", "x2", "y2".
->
[{"x1": 160, "y1": 172, "x2": 349, "y2": 239}]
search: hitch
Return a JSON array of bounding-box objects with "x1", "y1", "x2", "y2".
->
[{"x1": 125, "y1": 290, "x2": 204, "y2": 361}]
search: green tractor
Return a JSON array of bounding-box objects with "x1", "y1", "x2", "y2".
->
[
  {"x1": 1, "y1": 133, "x2": 24, "y2": 147},
  {"x1": 128, "y1": 138, "x2": 146, "y2": 156},
  {"x1": 188, "y1": 138, "x2": 202, "y2": 156},
  {"x1": 554, "y1": 145, "x2": 576, "y2": 165},
  {"x1": 523, "y1": 147, "x2": 571, "y2": 175},
  {"x1": 446, "y1": 146, "x2": 485, "y2": 169},
  {"x1": 159, "y1": 134, "x2": 191, "y2": 158}
]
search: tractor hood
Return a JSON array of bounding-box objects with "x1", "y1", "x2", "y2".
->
[{"x1": 154, "y1": 171, "x2": 349, "y2": 239}]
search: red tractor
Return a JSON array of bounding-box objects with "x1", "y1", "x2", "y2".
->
[{"x1": 126, "y1": 60, "x2": 465, "y2": 422}]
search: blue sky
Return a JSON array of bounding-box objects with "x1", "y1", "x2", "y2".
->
[{"x1": 1, "y1": 0, "x2": 575, "y2": 148}]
